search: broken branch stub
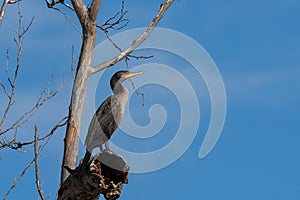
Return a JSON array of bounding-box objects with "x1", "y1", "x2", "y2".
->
[{"x1": 58, "y1": 151, "x2": 129, "y2": 200}]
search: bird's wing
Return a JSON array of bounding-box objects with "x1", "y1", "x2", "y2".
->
[
  {"x1": 97, "y1": 96, "x2": 118, "y2": 138},
  {"x1": 85, "y1": 96, "x2": 117, "y2": 152}
]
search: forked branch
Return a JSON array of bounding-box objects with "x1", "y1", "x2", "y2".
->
[
  {"x1": 97, "y1": 0, "x2": 128, "y2": 32},
  {"x1": 3, "y1": 118, "x2": 66, "y2": 199}
]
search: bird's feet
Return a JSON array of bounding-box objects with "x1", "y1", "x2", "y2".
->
[
  {"x1": 104, "y1": 142, "x2": 111, "y2": 152},
  {"x1": 99, "y1": 142, "x2": 112, "y2": 152}
]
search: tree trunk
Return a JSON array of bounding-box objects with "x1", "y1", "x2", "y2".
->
[{"x1": 61, "y1": 19, "x2": 96, "y2": 183}]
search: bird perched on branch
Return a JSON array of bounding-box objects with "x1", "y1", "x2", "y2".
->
[{"x1": 82, "y1": 70, "x2": 142, "y2": 166}]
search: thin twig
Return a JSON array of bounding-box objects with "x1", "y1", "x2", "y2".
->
[
  {"x1": 99, "y1": 0, "x2": 129, "y2": 31},
  {"x1": 124, "y1": 58, "x2": 145, "y2": 107},
  {"x1": 98, "y1": 28, "x2": 122, "y2": 51},
  {"x1": 34, "y1": 125, "x2": 47, "y2": 200},
  {"x1": 130, "y1": 79, "x2": 145, "y2": 107},
  {"x1": 0, "y1": 78, "x2": 10, "y2": 99},
  {"x1": 53, "y1": 7, "x2": 82, "y2": 37}
]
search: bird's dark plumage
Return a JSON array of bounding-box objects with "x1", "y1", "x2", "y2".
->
[{"x1": 82, "y1": 70, "x2": 142, "y2": 167}]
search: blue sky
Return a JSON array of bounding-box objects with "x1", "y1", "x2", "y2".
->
[{"x1": 1, "y1": 0, "x2": 300, "y2": 199}]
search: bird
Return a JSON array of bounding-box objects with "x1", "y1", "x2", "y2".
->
[{"x1": 82, "y1": 70, "x2": 142, "y2": 167}]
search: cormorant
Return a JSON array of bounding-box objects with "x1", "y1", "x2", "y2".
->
[{"x1": 82, "y1": 70, "x2": 142, "y2": 166}]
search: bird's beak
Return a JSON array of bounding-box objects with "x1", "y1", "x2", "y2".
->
[{"x1": 125, "y1": 71, "x2": 143, "y2": 79}]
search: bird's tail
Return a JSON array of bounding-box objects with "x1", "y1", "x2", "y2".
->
[{"x1": 81, "y1": 149, "x2": 91, "y2": 170}]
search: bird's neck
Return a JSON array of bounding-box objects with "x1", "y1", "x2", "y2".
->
[
  {"x1": 113, "y1": 84, "x2": 129, "y2": 99},
  {"x1": 112, "y1": 84, "x2": 129, "y2": 124}
]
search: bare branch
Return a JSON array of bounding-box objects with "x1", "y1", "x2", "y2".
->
[
  {"x1": 127, "y1": 54, "x2": 153, "y2": 60},
  {"x1": 0, "y1": 75, "x2": 65, "y2": 136},
  {"x1": 0, "y1": 44, "x2": 73, "y2": 140},
  {"x1": 92, "y1": 0, "x2": 174, "y2": 74},
  {"x1": 95, "y1": 1, "x2": 129, "y2": 54},
  {"x1": 98, "y1": 28, "x2": 123, "y2": 52},
  {"x1": 3, "y1": 122, "x2": 57, "y2": 199},
  {"x1": 0, "y1": 116, "x2": 68, "y2": 150},
  {"x1": 3, "y1": 158, "x2": 35, "y2": 200},
  {"x1": 70, "y1": 0, "x2": 88, "y2": 24},
  {"x1": 34, "y1": 125, "x2": 47, "y2": 200},
  {"x1": 1, "y1": 54, "x2": 15, "y2": 130}
]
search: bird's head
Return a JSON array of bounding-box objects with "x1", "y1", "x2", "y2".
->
[{"x1": 110, "y1": 70, "x2": 143, "y2": 91}]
